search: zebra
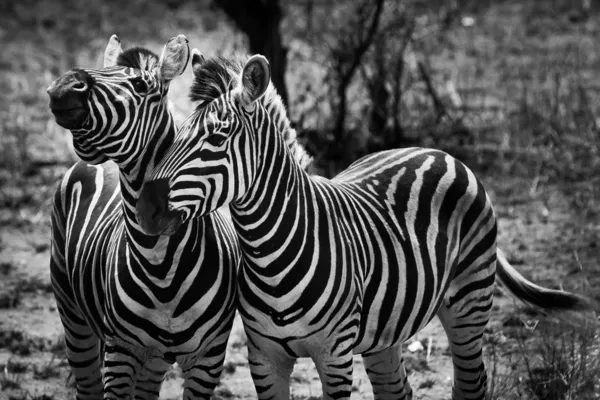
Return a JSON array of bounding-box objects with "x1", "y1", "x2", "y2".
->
[
  {"x1": 135, "y1": 54, "x2": 595, "y2": 400},
  {"x1": 46, "y1": 35, "x2": 239, "y2": 400}
]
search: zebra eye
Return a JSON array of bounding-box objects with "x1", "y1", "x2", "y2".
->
[
  {"x1": 132, "y1": 79, "x2": 148, "y2": 92},
  {"x1": 206, "y1": 134, "x2": 226, "y2": 147}
]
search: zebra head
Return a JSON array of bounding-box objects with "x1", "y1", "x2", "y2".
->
[
  {"x1": 136, "y1": 54, "x2": 273, "y2": 236},
  {"x1": 47, "y1": 35, "x2": 190, "y2": 166}
]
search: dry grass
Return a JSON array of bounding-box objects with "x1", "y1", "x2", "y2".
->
[
  {"x1": 485, "y1": 318, "x2": 600, "y2": 400},
  {"x1": 517, "y1": 323, "x2": 599, "y2": 400},
  {"x1": 33, "y1": 355, "x2": 62, "y2": 381}
]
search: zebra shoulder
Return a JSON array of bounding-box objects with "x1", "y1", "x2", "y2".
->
[{"x1": 53, "y1": 160, "x2": 120, "y2": 216}]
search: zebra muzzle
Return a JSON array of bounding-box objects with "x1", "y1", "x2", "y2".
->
[{"x1": 47, "y1": 69, "x2": 92, "y2": 130}]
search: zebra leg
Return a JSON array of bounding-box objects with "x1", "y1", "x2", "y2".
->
[
  {"x1": 315, "y1": 353, "x2": 354, "y2": 400},
  {"x1": 437, "y1": 270, "x2": 495, "y2": 399},
  {"x1": 363, "y1": 345, "x2": 413, "y2": 400},
  {"x1": 59, "y1": 306, "x2": 103, "y2": 400},
  {"x1": 51, "y1": 260, "x2": 103, "y2": 399},
  {"x1": 181, "y1": 338, "x2": 229, "y2": 400},
  {"x1": 246, "y1": 338, "x2": 295, "y2": 400},
  {"x1": 102, "y1": 342, "x2": 143, "y2": 399},
  {"x1": 133, "y1": 356, "x2": 170, "y2": 400}
]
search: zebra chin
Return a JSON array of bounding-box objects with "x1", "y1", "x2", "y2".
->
[{"x1": 50, "y1": 107, "x2": 90, "y2": 131}]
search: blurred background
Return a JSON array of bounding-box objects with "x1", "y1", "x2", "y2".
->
[{"x1": 0, "y1": 0, "x2": 599, "y2": 399}]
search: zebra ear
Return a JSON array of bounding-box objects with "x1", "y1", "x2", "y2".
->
[
  {"x1": 104, "y1": 35, "x2": 122, "y2": 68},
  {"x1": 191, "y1": 48, "x2": 206, "y2": 75},
  {"x1": 238, "y1": 55, "x2": 270, "y2": 108},
  {"x1": 158, "y1": 35, "x2": 190, "y2": 83}
]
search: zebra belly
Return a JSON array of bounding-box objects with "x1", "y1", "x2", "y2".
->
[
  {"x1": 352, "y1": 295, "x2": 444, "y2": 354},
  {"x1": 240, "y1": 309, "x2": 357, "y2": 359},
  {"x1": 241, "y1": 284, "x2": 444, "y2": 358},
  {"x1": 351, "y1": 246, "x2": 452, "y2": 354},
  {"x1": 239, "y1": 276, "x2": 363, "y2": 359}
]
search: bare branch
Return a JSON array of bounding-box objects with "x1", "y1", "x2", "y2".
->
[
  {"x1": 332, "y1": 0, "x2": 385, "y2": 138},
  {"x1": 418, "y1": 59, "x2": 448, "y2": 122},
  {"x1": 213, "y1": 0, "x2": 289, "y2": 106}
]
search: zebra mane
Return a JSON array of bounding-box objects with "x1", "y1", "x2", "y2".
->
[
  {"x1": 189, "y1": 55, "x2": 312, "y2": 170},
  {"x1": 116, "y1": 47, "x2": 159, "y2": 71}
]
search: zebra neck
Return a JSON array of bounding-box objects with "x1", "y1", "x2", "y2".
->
[
  {"x1": 116, "y1": 169, "x2": 181, "y2": 270},
  {"x1": 115, "y1": 116, "x2": 189, "y2": 270},
  {"x1": 117, "y1": 110, "x2": 175, "y2": 183},
  {"x1": 231, "y1": 127, "x2": 312, "y2": 271}
]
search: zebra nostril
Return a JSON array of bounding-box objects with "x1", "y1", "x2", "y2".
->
[{"x1": 71, "y1": 81, "x2": 87, "y2": 91}]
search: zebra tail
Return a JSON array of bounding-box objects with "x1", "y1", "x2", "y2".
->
[{"x1": 496, "y1": 249, "x2": 598, "y2": 327}]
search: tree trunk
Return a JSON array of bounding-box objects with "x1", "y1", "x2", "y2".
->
[
  {"x1": 213, "y1": 0, "x2": 289, "y2": 106},
  {"x1": 331, "y1": 0, "x2": 385, "y2": 140}
]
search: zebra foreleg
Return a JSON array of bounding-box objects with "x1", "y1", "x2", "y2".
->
[
  {"x1": 315, "y1": 352, "x2": 354, "y2": 400},
  {"x1": 181, "y1": 338, "x2": 229, "y2": 400},
  {"x1": 363, "y1": 345, "x2": 413, "y2": 400},
  {"x1": 102, "y1": 342, "x2": 144, "y2": 399},
  {"x1": 133, "y1": 356, "x2": 170, "y2": 400},
  {"x1": 246, "y1": 338, "x2": 295, "y2": 400},
  {"x1": 51, "y1": 263, "x2": 103, "y2": 399},
  {"x1": 61, "y1": 311, "x2": 103, "y2": 400}
]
